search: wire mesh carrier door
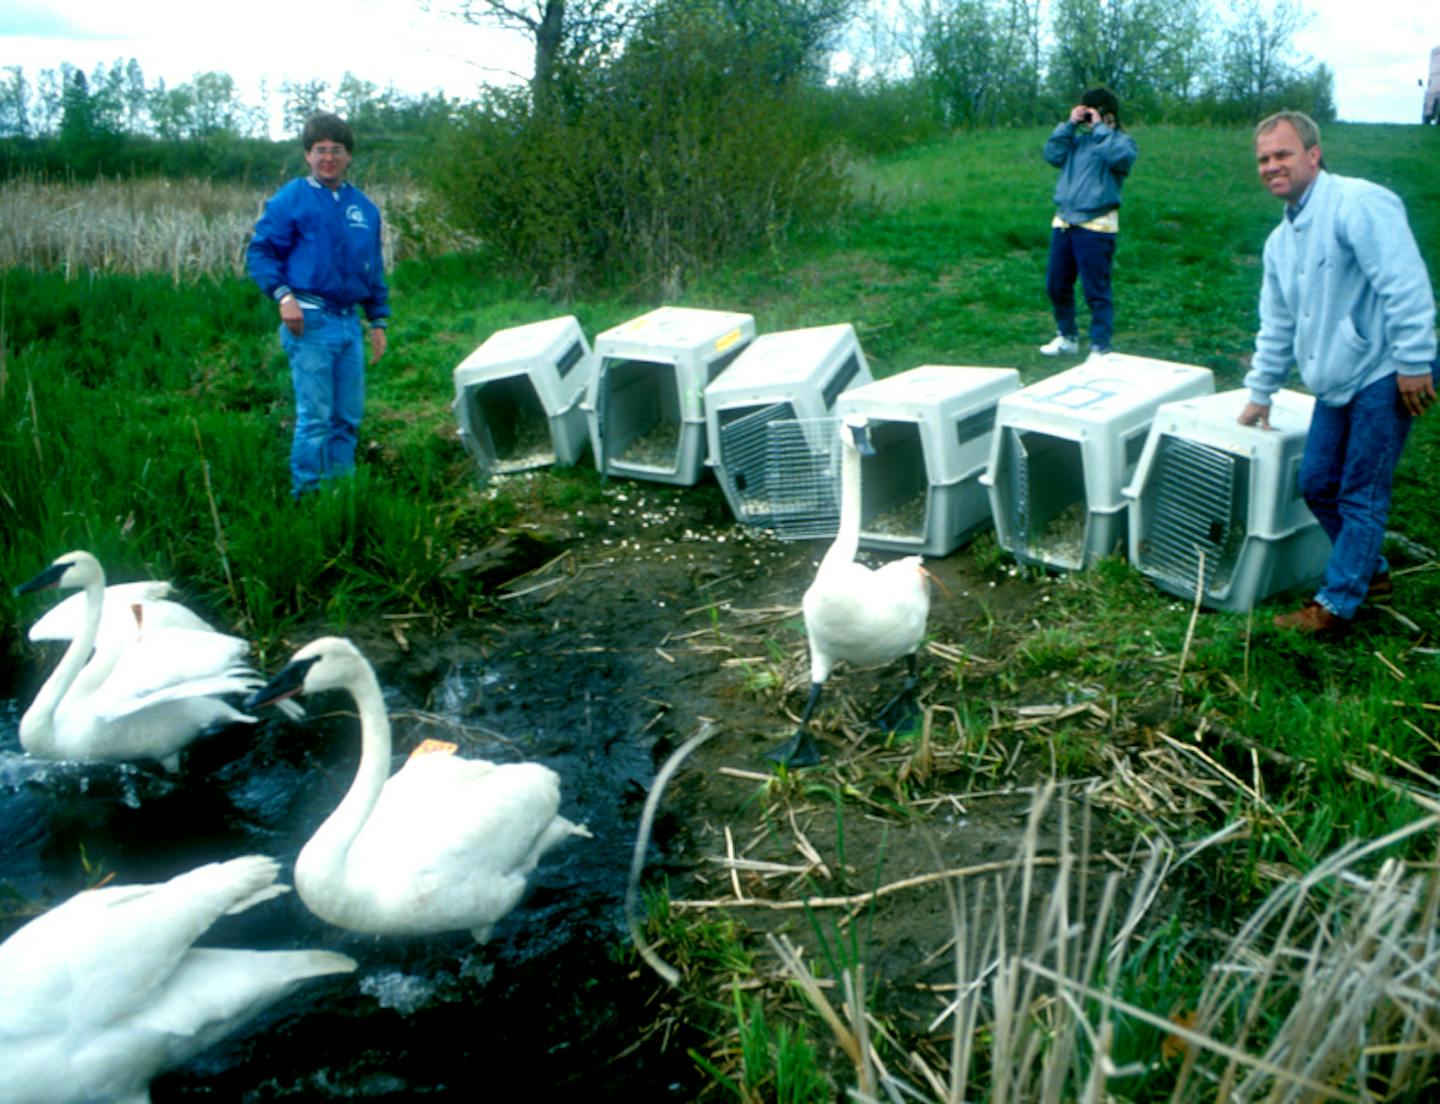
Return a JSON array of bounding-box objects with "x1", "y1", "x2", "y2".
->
[
  {"x1": 1136, "y1": 435, "x2": 1248, "y2": 598},
  {"x1": 719, "y1": 413, "x2": 843, "y2": 540}
]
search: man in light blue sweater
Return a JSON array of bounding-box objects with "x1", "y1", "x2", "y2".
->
[{"x1": 1239, "y1": 111, "x2": 1437, "y2": 636}]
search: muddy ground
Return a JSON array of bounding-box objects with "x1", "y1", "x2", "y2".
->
[
  {"x1": 323, "y1": 472, "x2": 1147, "y2": 1094},
  {"x1": 2, "y1": 472, "x2": 1166, "y2": 1099}
]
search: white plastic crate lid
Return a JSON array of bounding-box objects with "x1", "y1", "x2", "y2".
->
[
  {"x1": 835, "y1": 365, "x2": 1020, "y2": 418},
  {"x1": 706, "y1": 324, "x2": 865, "y2": 399},
  {"x1": 998, "y1": 354, "x2": 1214, "y2": 431},
  {"x1": 453, "y1": 315, "x2": 584, "y2": 377},
  {"x1": 593, "y1": 305, "x2": 754, "y2": 360},
  {"x1": 452, "y1": 315, "x2": 592, "y2": 416},
  {"x1": 1132, "y1": 386, "x2": 1314, "y2": 454}
]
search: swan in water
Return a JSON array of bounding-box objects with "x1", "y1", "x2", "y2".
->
[
  {"x1": 766, "y1": 413, "x2": 932, "y2": 767},
  {"x1": 0, "y1": 854, "x2": 355, "y2": 1104},
  {"x1": 28, "y1": 576, "x2": 214, "y2": 655},
  {"x1": 246, "y1": 636, "x2": 592, "y2": 943},
  {"x1": 13, "y1": 550, "x2": 286, "y2": 772}
]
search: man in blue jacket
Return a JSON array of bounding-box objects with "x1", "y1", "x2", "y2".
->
[
  {"x1": 1239, "y1": 111, "x2": 1437, "y2": 636},
  {"x1": 1039, "y1": 87, "x2": 1138, "y2": 360},
  {"x1": 247, "y1": 113, "x2": 390, "y2": 497}
]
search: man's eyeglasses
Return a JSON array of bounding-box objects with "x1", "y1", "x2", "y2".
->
[{"x1": 311, "y1": 144, "x2": 349, "y2": 158}]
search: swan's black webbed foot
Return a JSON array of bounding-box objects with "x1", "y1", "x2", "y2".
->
[
  {"x1": 765, "y1": 728, "x2": 824, "y2": 768},
  {"x1": 873, "y1": 654, "x2": 921, "y2": 733},
  {"x1": 873, "y1": 691, "x2": 919, "y2": 734}
]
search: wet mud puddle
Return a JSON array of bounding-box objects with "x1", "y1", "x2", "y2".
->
[{"x1": 0, "y1": 618, "x2": 708, "y2": 1100}]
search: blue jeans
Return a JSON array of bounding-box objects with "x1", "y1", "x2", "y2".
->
[
  {"x1": 279, "y1": 309, "x2": 364, "y2": 497},
  {"x1": 1301, "y1": 372, "x2": 1414, "y2": 619},
  {"x1": 1047, "y1": 226, "x2": 1117, "y2": 351}
]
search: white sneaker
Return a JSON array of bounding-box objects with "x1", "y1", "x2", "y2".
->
[
  {"x1": 1039, "y1": 334, "x2": 1079, "y2": 356},
  {"x1": 1086, "y1": 347, "x2": 1113, "y2": 363}
]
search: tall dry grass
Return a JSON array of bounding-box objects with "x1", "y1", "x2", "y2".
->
[
  {"x1": 771, "y1": 786, "x2": 1440, "y2": 1102},
  {"x1": 0, "y1": 175, "x2": 431, "y2": 283}
]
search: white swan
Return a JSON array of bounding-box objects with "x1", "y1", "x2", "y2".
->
[
  {"x1": 0, "y1": 854, "x2": 355, "y2": 1104},
  {"x1": 766, "y1": 413, "x2": 932, "y2": 766},
  {"x1": 14, "y1": 551, "x2": 280, "y2": 772},
  {"x1": 28, "y1": 577, "x2": 214, "y2": 655},
  {"x1": 246, "y1": 636, "x2": 592, "y2": 943}
]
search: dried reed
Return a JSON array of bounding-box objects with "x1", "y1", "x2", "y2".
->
[
  {"x1": 0, "y1": 175, "x2": 425, "y2": 281},
  {"x1": 772, "y1": 789, "x2": 1440, "y2": 1102}
]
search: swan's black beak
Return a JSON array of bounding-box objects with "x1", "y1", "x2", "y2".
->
[
  {"x1": 245, "y1": 655, "x2": 320, "y2": 711},
  {"x1": 14, "y1": 561, "x2": 70, "y2": 597}
]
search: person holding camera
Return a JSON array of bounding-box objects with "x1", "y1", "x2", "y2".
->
[{"x1": 1039, "y1": 87, "x2": 1137, "y2": 360}]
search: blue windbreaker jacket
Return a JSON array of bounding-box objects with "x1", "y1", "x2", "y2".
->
[
  {"x1": 246, "y1": 177, "x2": 390, "y2": 322},
  {"x1": 1043, "y1": 121, "x2": 1138, "y2": 226}
]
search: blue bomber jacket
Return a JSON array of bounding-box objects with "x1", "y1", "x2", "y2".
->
[
  {"x1": 246, "y1": 177, "x2": 390, "y2": 323},
  {"x1": 1043, "y1": 121, "x2": 1138, "y2": 226}
]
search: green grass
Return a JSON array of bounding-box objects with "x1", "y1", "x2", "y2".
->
[
  {"x1": 5, "y1": 122, "x2": 1437, "y2": 827},
  {"x1": 3, "y1": 122, "x2": 1440, "y2": 1095}
]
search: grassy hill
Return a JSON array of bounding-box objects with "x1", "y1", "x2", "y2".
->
[{"x1": 3, "y1": 122, "x2": 1440, "y2": 1098}]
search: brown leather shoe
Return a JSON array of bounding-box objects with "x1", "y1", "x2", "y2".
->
[
  {"x1": 1273, "y1": 600, "x2": 1347, "y2": 636},
  {"x1": 1367, "y1": 571, "x2": 1393, "y2": 601}
]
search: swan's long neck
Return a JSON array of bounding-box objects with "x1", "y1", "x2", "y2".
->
[
  {"x1": 19, "y1": 576, "x2": 103, "y2": 753},
  {"x1": 822, "y1": 434, "x2": 863, "y2": 571},
  {"x1": 303, "y1": 669, "x2": 393, "y2": 872}
]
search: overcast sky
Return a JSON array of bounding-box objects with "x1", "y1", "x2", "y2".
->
[
  {"x1": 2, "y1": 0, "x2": 1438, "y2": 134},
  {"x1": 1, "y1": 0, "x2": 528, "y2": 135}
]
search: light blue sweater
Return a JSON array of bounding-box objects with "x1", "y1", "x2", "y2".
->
[{"x1": 1245, "y1": 171, "x2": 1436, "y2": 408}]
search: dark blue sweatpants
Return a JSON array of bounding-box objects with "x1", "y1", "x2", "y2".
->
[{"x1": 1046, "y1": 225, "x2": 1117, "y2": 351}]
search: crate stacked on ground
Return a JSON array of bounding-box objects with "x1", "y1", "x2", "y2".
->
[
  {"x1": 1122, "y1": 388, "x2": 1328, "y2": 611},
  {"x1": 582, "y1": 306, "x2": 755, "y2": 486},
  {"x1": 981, "y1": 354, "x2": 1215, "y2": 571},
  {"x1": 452, "y1": 315, "x2": 594, "y2": 479},
  {"x1": 833, "y1": 366, "x2": 1022, "y2": 556},
  {"x1": 702, "y1": 324, "x2": 872, "y2": 537}
]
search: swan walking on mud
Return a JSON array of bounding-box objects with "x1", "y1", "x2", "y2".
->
[
  {"x1": 0, "y1": 854, "x2": 355, "y2": 1104},
  {"x1": 13, "y1": 551, "x2": 283, "y2": 772},
  {"x1": 246, "y1": 636, "x2": 592, "y2": 943},
  {"x1": 766, "y1": 414, "x2": 932, "y2": 767}
]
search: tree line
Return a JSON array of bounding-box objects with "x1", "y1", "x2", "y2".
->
[
  {"x1": 883, "y1": 0, "x2": 1334, "y2": 129},
  {"x1": 463, "y1": 0, "x2": 1334, "y2": 134},
  {"x1": 0, "y1": 61, "x2": 455, "y2": 142},
  {"x1": 0, "y1": 61, "x2": 456, "y2": 180}
]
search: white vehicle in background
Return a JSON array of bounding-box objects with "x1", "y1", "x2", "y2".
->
[{"x1": 1424, "y1": 46, "x2": 1440, "y2": 124}]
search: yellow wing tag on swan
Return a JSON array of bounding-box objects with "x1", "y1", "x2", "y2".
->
[{"x1": 409, "y1": 738, "x2": 458, "y2": 760}]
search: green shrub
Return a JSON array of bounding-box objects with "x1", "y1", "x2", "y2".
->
[{"x1": 430, "y1": 21, "x2": 852, "y2": 298}]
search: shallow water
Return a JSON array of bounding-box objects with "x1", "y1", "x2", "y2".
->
[{"x1": 0, "y1": 634, "x2": 701, "y2": 1099}]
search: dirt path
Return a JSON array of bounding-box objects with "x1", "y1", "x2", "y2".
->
[{"x1": 341, "y1": 475, "x2": 1142, "y2": 1090}]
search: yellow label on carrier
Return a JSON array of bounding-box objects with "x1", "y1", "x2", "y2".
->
[
  {"x1": 714, "y1": 328, "x2": 743, "y2": 352},
  {"x1": 408, "y1": 738, "x2": 459, "y2": 760}
]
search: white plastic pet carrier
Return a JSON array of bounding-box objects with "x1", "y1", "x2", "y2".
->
[
  {"x1": 582, "y1": 306, "x2": 755, "y2": 486},
  {"x1": 452, "y1": 315, "x2": 594, "y2": 479},
  {"x1": 981, "y1": 354, "x2": 1215, "y2": 571},
  {"x1": 834, "y1": 366, "x2": 1022, "y2": 556},
  {"x1": 1123, "y1": 388, "x2": 1327, "y2": 611},
  {"x1": 702, "y1": 324, "x2": 872, "y2": 533}
]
